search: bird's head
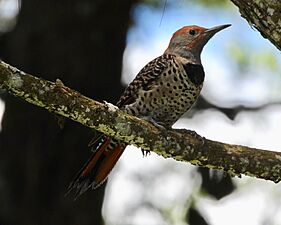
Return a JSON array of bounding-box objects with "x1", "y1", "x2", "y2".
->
[{"x1": 165, "y1": 24, "x2": 231, "y2": 63}]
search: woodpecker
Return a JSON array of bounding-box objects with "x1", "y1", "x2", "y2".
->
[{"x1": 68, "y1": 24, "x2": 231, "y2": 197}]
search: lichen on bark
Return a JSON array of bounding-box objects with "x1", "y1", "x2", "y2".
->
[
  {"x1": 1, "y1": 60, "x2": 281, "y2": 183},
  {"x1": 231, "y1": 0, "x2": 281, "y2": 50}
]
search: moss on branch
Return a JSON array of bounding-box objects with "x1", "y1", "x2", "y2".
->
[{"x1": 1, "y1": 60, "x2": 281, "y2": 183}]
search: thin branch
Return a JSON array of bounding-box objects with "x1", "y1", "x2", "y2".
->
[
  {"x1": 193, "y1": 96, "x2": 281, "y2": 120},
  {"x1": 1, "y1": 60, "x2": 281, "y2": 183}
]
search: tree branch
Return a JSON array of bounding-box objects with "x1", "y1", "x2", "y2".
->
[
  {"x1": 193, "y1": 96, "x2": 281, "y2": 120},
  {"x1": 1, "y1": 60, "x2": 281, "y2": 183},
  {"x1": 231, "y1": 0, "x2": 281, "y2": 51}
]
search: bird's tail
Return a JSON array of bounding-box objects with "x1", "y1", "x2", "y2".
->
[{"x1": 67, "y1": 135, "x2": 125, "y2": 198}]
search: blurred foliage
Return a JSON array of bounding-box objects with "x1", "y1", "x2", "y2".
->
[
  {"x1": 0, "y1": 0, "x2": 19, "y2": 32},
  {"x1": 228, "y1": 42, "x2": 280, "y2": 75},
  {"x1": 189, "y1": 0, "x2": 229, "y2": 7},
  {"x1": 253, "y1": 51, "x2": 279, "y2": 72},
  {"x1": 142, "y1": 0, "x2": 231, "y2": 8},
  {"x1": 228, "y1": 43, "x2": 250, "y2": 73}
]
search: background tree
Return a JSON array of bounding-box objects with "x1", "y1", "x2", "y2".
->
[{"x1": 0, "y1": 0, "x2": 136, "y2": 224}]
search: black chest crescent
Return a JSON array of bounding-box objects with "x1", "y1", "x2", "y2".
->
[{"x1": 183, "y1": 63, "x2": 205, "y2": 86}]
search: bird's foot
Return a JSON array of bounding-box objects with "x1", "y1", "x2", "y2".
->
[
  {"x1": 139, "y1": 116, "x2": 167, "y2": 131},
  {"x1": 186, "y1": 130, "x2": 205, "y2": 146},
  {"x1": 176, "y1": 129, "x2": 205, "y2": 146}
]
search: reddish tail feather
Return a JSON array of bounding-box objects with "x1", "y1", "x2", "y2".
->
[{"x1": 67, "y1": 135, "x2": 125, "y2": 198}]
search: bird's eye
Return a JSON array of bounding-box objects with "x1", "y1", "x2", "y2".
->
[{"x1": 189, "y1": 29, "x2": 196, "y2": 35}]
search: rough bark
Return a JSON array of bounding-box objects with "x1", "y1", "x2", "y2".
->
[
  {"x1": 231, "y1": 0, "x2": 281, "y2": 50},
  {"x1": 1, "y1": 61, "x2": 281, "y2": 184}
]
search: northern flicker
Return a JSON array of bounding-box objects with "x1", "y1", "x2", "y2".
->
[{"x1": 68, "y1": 24, "x2": 231, "y2": 197}]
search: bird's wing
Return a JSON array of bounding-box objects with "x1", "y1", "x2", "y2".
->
[{"x1": 117, "y1": 54, "x2": 175, "y2": 108}]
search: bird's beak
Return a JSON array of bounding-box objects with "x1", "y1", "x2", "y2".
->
[
  {"x1": 204, "y1": 24, "x2": 231, "y2": 37},
  {"x1": 190, "y1": 24, "x2": 231, "y2": 61}
]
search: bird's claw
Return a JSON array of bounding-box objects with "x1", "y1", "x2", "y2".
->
[
  {"x1": 141, "y1": 149, "x2": 151, "y2": 157},
  {"x1": 184, "y1": 130, "x2": 205, "y2": 146},
  {"x1": 140, "y1": 116, "x2": 167, "y2": 130}
]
